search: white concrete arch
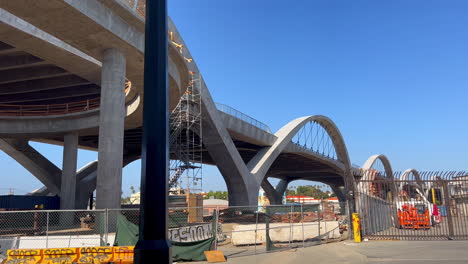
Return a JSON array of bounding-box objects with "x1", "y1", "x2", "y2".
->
[
  {"x1": 362, "y1": 154, "x2": 394, "y2": 180},
  {"x1": 399, "y1": 168, "x2": 424, "y2": 191},
  {"x1": 247, "y1": 115, "x2": 354, "y2": 190},
  {"x1": 359, "y1": 154, "x2": 396, "y2": 201}
]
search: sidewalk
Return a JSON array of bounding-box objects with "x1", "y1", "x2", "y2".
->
[{"x1": 190, "y1": 240, "x2": 468, "y2": 264}]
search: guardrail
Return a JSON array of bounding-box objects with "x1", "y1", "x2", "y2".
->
[
  {"x1": 123, "y1": 0, "x2": 146, "y2": 17},
  {"x1": 215, "y1": 103, "x2": 272, "y2": 133},
  {"x1": 0, "y1": 98, "x2": 100, "y2": 117},
  {"x1": 0, "y1": 82, "x2": 131, "y2": 117}
]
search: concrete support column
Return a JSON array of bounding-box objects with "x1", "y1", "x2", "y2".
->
[
  {"x1": 262, "y1": 179, "x2": 289, "y2": 205},
  {"x1": 96, "y1": 48, "x2": 126, "y2": 209},
  {"x1": 61, "y1": 132, "x2": 78, "y2": 209},
  {"x1": 330, "y1": 184, "x2": 346, "y2": 203}
]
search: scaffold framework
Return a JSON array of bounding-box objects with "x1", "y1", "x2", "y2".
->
[{"x1": 168, "y1": 72, "x2": 203, "y2": 195}]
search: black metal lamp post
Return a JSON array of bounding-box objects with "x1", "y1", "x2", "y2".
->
[{"x1": 134, "y1": 0, "x2": 171, "y2": 263}]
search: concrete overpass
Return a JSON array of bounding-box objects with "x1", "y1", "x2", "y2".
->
[{"x1": 0, "y1": 0, "x2": 375, "y2": 209}]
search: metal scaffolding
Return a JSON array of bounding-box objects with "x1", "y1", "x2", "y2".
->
[{"x1": 168, "y1": 72, "x2": 203, "y2": 195}]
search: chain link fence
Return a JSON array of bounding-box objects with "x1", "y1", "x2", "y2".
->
[{"x1": 0, "y1": 203, "x2": 349, "y2": 259}]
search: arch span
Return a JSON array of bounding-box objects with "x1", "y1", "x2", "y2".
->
[
  {"x1": 399, "y1": 168, "x2": 424, "y2": 191},
  {"x1": 247, "y1": 115, "x2": 355, "y2": 199},
  {"x1": 362, "y1": 154, "x2": 394, "y2": 180},
  {"x1": 359, "y1": 154, "x2": 396, "y2": 202}
]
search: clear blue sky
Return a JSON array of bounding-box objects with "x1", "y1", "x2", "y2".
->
[{"x1": 2, "y1": 0, "x2": 468, "y2": 195}]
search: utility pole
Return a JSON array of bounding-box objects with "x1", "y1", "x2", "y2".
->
[{"x1": 134, "y1": 0, "x2": 171, "y2": 263}]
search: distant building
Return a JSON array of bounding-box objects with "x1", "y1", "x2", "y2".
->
[
  {"x1": 258, "y1": 188, "x2": 269, "y2": 206},
  {"x1": 286, "y1": 196, "x2": 339, "y2": 204},
  {"x1": 130, "y1": 192, "x2": 140, "y2": 204},
  {"x1": 203, "y1": 198, "x2": 228, "y2": 216}
]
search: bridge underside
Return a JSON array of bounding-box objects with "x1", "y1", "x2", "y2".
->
[{"x1": 0, "y1": 42, "x2": 100, "y2": 108}]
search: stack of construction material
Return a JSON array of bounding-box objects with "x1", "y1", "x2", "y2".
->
[
  {"x1": 322, "y1": 202, "x2": 336, "y2": 221},
  {"x1": 280, "y1": 212, "x2": 302, "y2": 223},
  {"x1": 302, "y1": 212, "x2": 319, "y2": 222}
]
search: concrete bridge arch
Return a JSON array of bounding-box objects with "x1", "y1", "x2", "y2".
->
[
  {"x1": 359, "y1": 154, "x2": 396, "y2": 202},
  {"x1": 250, "y1": 116, "x2": 354, "y2": 206}
]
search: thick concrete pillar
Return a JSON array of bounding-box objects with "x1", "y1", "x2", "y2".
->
[
  {"x1": 96, "y1": 48, "x2": 126, "y2": 209},
  {"x1": 61, "y1": 132, "x2": 78, "y2": 209}
]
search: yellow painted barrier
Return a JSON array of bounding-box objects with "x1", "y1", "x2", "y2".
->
[
  {"x1": 352, "y1": 213, "x2": 362, "y2": 243},
  {"x1": 112, "y1": 246, "x2": 134, "y2": 264},
  {"x1": 5, "y1": 249, "x2": 42, "y2": 264},
  {"x1": 77, "y1": 247, "x2": 113, "y2": 264},
  {"x1": 4, "y1": 246, "x2": 136, "y2": 264},
  {"x1": 42, "y1": 248, "x2": 78, "y2": 264}
]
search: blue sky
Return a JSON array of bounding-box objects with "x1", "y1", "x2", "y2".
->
[{"x1": 2, "y1": 0, "x2": 468, "y2": 195}]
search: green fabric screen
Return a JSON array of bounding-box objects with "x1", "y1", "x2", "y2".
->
[{"x1": 114, "y1": 214, "x2": 214, "y2": 262}]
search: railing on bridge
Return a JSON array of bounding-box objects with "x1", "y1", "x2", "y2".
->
[
  {"x1": 0, "y1": 82, "x2": 131, "y2": 117},
  {"x1": 123, "y1": 0, "x2": 146, "y2": 17},
  {"x1": 215, "y1": 103, "x2": 272, "y2": 133},
  {"x1": 0, "y1": 98, "x2": 100, "y2": 117}
]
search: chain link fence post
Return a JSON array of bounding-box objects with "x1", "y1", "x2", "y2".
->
[
  {"x1": 265, "y1": 205, "x2": 272, "y2": 252},
  {"x1": 301, "y1": 204, "x2": 305, "y2": 248},
  {"x1": 45, "y1": 211, "x2": 49, "y2": 249},
  {"x1": 105, "y1": 208, "x2": 109, "y2": 246},
  {"x1": 254, "y1": 207, "x2": 259, "y2": 254},
  {"x1": 317, "y1": 204, "x2": 321, "y2": 244},
  {"x1": 214, "y1": 206, "x2": 219, "y2": 251},
  {"x1": 289, "y1": 204, "x2": 293, "y2": 248}
]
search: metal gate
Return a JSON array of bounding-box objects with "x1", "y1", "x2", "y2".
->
[{"x1": 356, "y1": 171, "x2": 468, "y2": 240}]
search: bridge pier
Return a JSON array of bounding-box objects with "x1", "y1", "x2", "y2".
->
[
  {"x1": 96, "y1": 48, "x2": 126, "y2": 209},
  {"x1": 329, "y1": 184, "x2": 346, "y2": 203},
  {"x1": 262, "y1": 179, "x2": 289, "y2": 205},
  {"x1": 60, "y1": 132, "x2": 78, "y2": 209}
]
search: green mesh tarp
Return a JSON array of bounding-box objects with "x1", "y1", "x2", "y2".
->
[
  {"x1": 114, "y1": 214, "x2": 214, "y2": 262},
  {"x1": 114, "y1": 214, "x2": 139, "y2": 246}
]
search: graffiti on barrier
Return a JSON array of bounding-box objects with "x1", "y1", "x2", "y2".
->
[
  {"x1": 78, "y1": 247, "x2": 112, "y2": 263},
  {"x1": 42, "y1": 256, "x2": 74, "y2": 264},
  {"x1": 7, "y1": 249, "x2": 40, "y2": 256},
  {"x1": 42, "y1": 248, "x2": 78, "y2": 264},
  {"x1": 5, "y1": 249, "x2": 41, "y2": 264},
  {"x1": 169, "y1": 223, "x2": 224, "y2": 242},
  {"x1": 5, "y1": 258, "x2": 38, "y2": 264},
  {"x1": 113, "y1": 246, "x2": 134, "y2": 263}
]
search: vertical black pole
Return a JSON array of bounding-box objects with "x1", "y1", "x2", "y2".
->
[{"x1": 134, "y1": 0, "x2": 171, "y2": 263}]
